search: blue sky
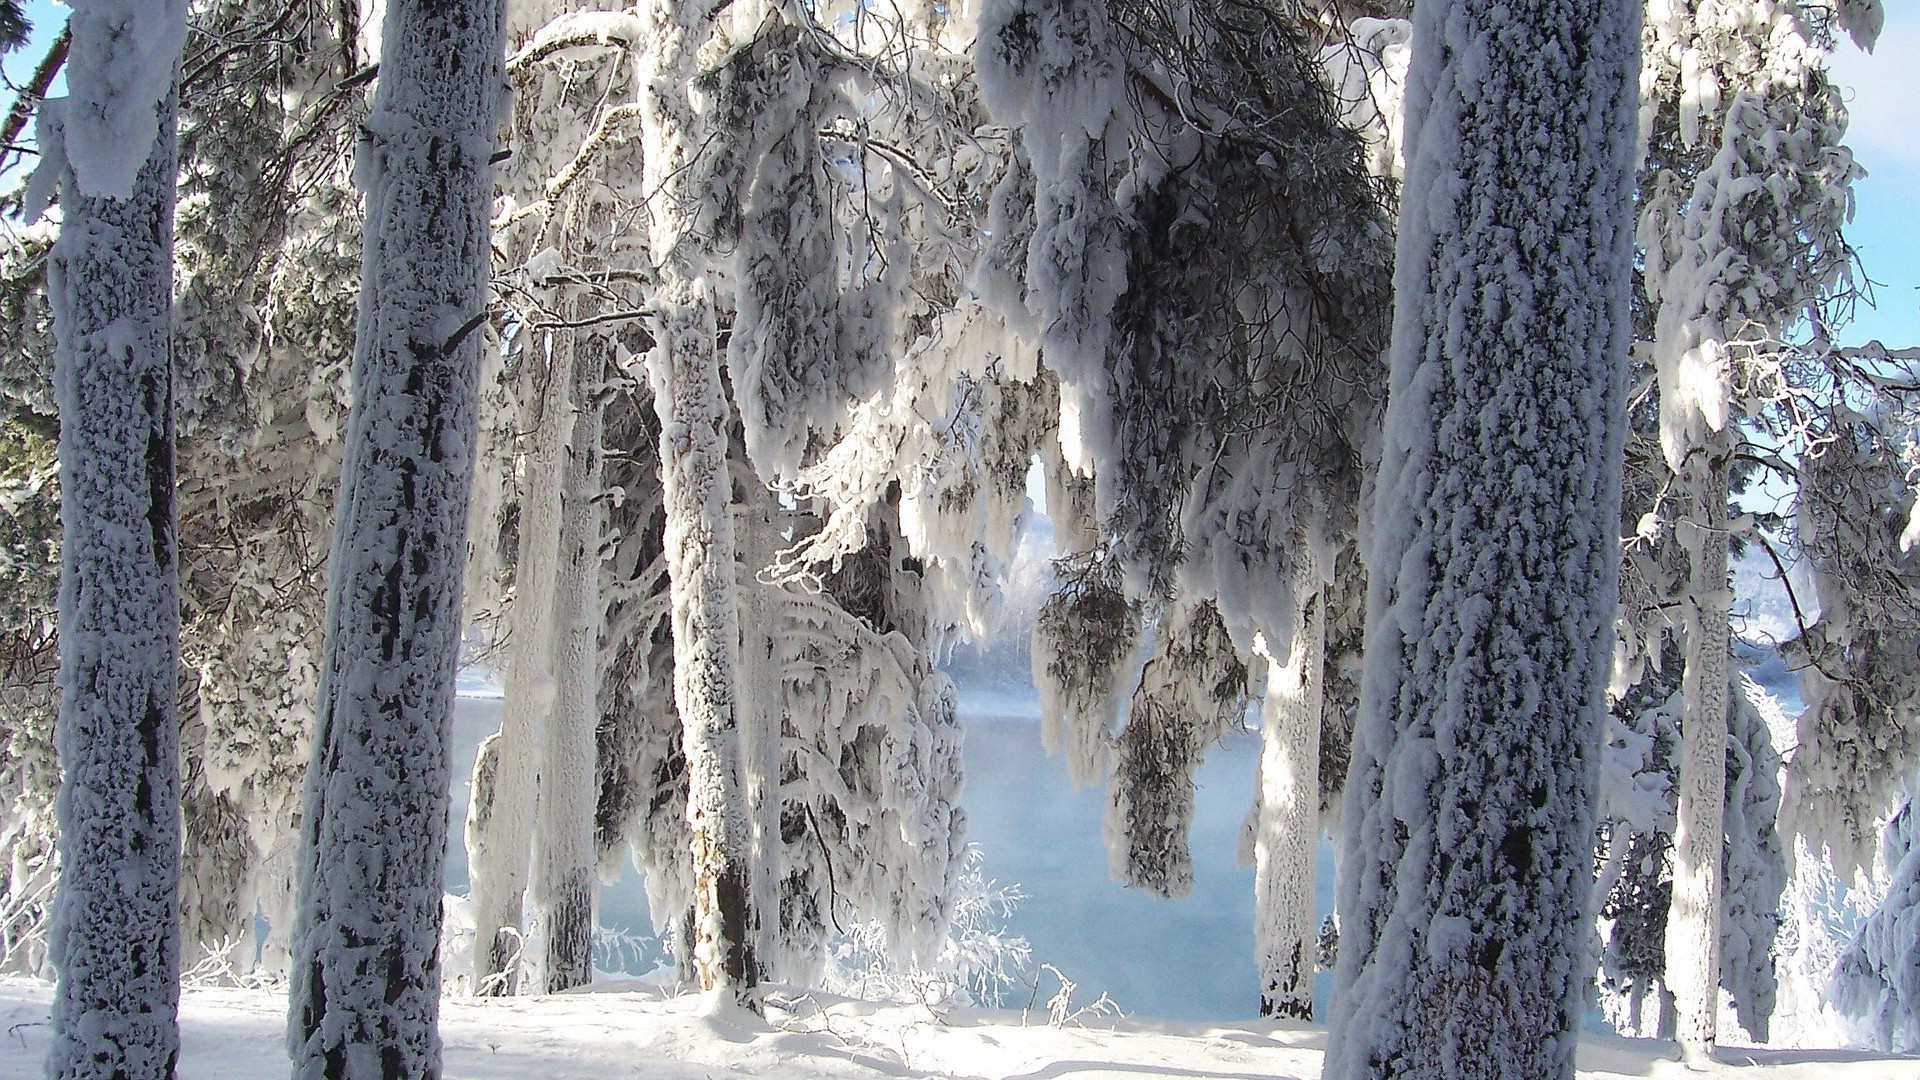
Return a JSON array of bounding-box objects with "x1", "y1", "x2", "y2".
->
[
  {"x1": 4, "y1": 1, "x2": 1916, "y2": 351},
  {"x1": 1826, "y1": 12, "x2": 1920, "y2": 351}
]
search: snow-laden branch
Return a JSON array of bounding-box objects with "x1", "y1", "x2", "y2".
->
[
  {"x1": 546, "y1": 101, "x2": 645, "y2": 200},
  {"x1": 506, "y1": 10, "x2": 648, "y2": 75}
]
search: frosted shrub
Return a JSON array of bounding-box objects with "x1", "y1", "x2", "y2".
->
[{"x1": 822, "y1": 846, "x2": 1032, "y2": 1008}]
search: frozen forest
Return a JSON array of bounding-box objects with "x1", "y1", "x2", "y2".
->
[{"x1": 2, "y1": 0, "x2": 1920, "y2": 1077}]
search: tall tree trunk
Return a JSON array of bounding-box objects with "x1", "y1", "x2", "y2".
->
[
  {"x1": 44, "y1": 8, "x2": 187, "y2": 1072},
  {"x1": 467, "y1": 329, "x2": 572, "y2": 994},
  {"x1": 637, "y1": 0, "x2": 759, "y2": 998},
  {"x1": 1665, "y1": 445, "x2": 1731, "y2": 1064},
  {"x1": 528, "y1": 331, "x2": 608, "y2": 993},
  {"x1": 1324, "y1": 1, "x2": 1639, "y2": 1077},
  {"x1": 287, "y1": 0, "x2": 502, "y2": 1074},
  {"x1": 1253, "y1": 559, "x2": 1325, "y2": 1021},
  {"x1": 735, "y1": 487, "x2": 785, "y2": 975}
]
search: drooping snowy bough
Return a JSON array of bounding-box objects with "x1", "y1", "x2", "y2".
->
[
  {"x1": 1324, "y1": 1, "x2": 1639, "y2": 1077},
  {"x1": 287, "y1": 0, "x2": 503, "y2": 1074},
  {"x1": 34, "y1": 1, "x2": 190, "y2": 1074},
  {"x1": 976, "y1": 0, "x2": 1392, "y2": 1019}
]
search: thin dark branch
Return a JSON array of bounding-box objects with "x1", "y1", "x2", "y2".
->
[{"x1": 0, "y1": 25, "x2": 70, "y2": 176}]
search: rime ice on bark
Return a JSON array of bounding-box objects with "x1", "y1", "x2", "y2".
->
[
  {"x1": 1249, "y1": 557, "x2": 1328, "y2": 1020},
  {"x1": 1324, "y1": 1, "x2": 1639, "y2": 1077},
  {"x1": 467, "y1": 328, "x2": 570, "y2": 992},
  {"x1": 42, "y1": 4, "x2": 188, "y2": 1072},
  {"x1": 287, "y1": 0, "x2": 503, "y2": 1074},
  {"x1": 636, "y1": 0, "x2": 758, "y2": 997},
  {"x1": 528, "y1": 326, "x2": 608, "y2": 994}
]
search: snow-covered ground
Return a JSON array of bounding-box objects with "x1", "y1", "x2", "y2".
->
[{"x1": 1, "y1": 976, "x2": 1912, "y2": 1079}]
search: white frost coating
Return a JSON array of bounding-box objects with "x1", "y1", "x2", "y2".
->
[
  {"x1": 1249, "y1": 564, "x2": 1326, "y2": 1020},
  {"x1": 287, "y1": 0, "x2": 503, "y2": 1073},
  {"x1": 510, "y1": 8, "x2": 647, "y2": 65},
  {"x1": 1324, "y1": 0, "x2": 1639, "y2": 1076},
  {"x1": 973, "y1": 0, "x2": 1132, "y2": 489},
  {"x1": 635, "y1": 0, "x2": 758, "y2": 994},
  {"x1": 1833, "y1": 797, "x2": 1920, "y2": 1052},
  {"x1": 47, "y1": 0, "x2": 189, "y2": 200},
  {"x1": 43, "y1": 5, "x2": 187, "y2": 1070},
  {"x1": 1640, "y1": 0, "x2": 1857, "y2": 470}
]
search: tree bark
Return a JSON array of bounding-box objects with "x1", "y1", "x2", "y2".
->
[
  {"x1": 46, "y1": 68, "x2": 184, "y2": 1080},
  {"x1": 529, "y1": 330, "x2": 608, "y2": 993},
  {"x1": 1254, "y1": 560, "x2": 1325, "y2": 1021},
  {"x1": 287, "y1": 0, "x2": 503, "y2": 1074},
  {"x1": 1324, "y1": 1, "x2": 1640, "y2": 1076},
  {"x1": 1665, "y1": 445, "x2": 1732, "y2": 1065},
  {"x1": 637, "y1": 0, "x2": 759, "y2": 998},
  {"x1": 468, "y1": 325, "x2": 571, "y2": 994}
]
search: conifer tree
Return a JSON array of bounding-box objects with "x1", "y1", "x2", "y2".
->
[
  {"x1": 34, "y1": 2, "x2": 190, "y2": 1073},
  {"x1": 287, "y1": 0, "x2": 503, "y2": 1072},
  {"x1": 1324, "y1": 1, "x2": 1639, "y2": 1076}
]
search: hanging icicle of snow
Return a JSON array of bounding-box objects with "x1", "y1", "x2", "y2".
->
[{"x1": 973, "y1": 0, "x2": 1132, "y2": 480}]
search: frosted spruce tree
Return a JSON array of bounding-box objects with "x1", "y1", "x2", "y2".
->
[
  {"x1": 464, "y1": 1, "x2": 649, "y2": 995},
  {"x1": 1635, "y1": 3, "x2": 1876, "y2": 1055},
  {"x1": 633, "y1": 0, "x2": 760, "y2": 998},
  {"x1": 286, "y1": 0, "x2": 503, "y2": 1073},
  {"x1": 1323, "y1": 1, "x2": 1639, "y2": 1078},
  {"x1": 0, "y1": 0, "x2": 369, "y2": 979},
  {"x1": 30, "y1": 1, "x2": 190, "y2": 1073},
  {"x1": 168, "y1": 0, "x2": 367, "y2": 974}
]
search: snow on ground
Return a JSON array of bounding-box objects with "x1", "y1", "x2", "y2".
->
[{"x1": 1, "y1": 976, "x2": 1912, "y2": 1079}]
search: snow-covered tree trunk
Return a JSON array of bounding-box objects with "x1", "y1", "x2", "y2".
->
[
  {"x1": 637, "y1": 0, "x2": 759, "y2": 998},
  {"x1": 1324, "y1": 0, "x2": 1639, "y2": 1076},
  {"x1": 1252, "y1": 560, "x2": 1326, "y2": 1020},
  {"x1": 528, "y1": 332, "x2": 608, "y2": 994},
  {"x1": 40, "y1": 3, "x2": 189, "y2": 1072},
  {"x1": 1665, "y1": 448, "x2": 1731, "y2": 1064},
  {"x1": 287, "y1": 0, "x2": 502, "y2": 1073},
  {"x1": 468, "y1": 335, "x2": 572, "y2": 993},
  {"x1": 735, "y1": 485, "x2": 785, "y2": 976}
]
